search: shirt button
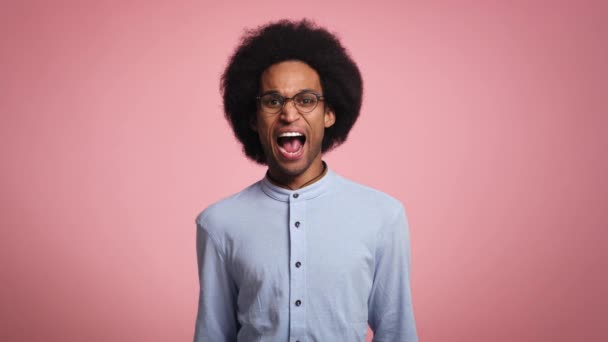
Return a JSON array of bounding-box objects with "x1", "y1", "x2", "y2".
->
[
  {"x1": 293, "y1": 193, "x2": 299, "y2": 198},
  {"x1": 294, "y1": 221, "x2": 300, "y2": 228},
  {"x1": 295, "y1": 300, "x2": 302, "y2": 306},
  {"x1": 295, "y1": 261, "x2": 301, "y2": 268}
]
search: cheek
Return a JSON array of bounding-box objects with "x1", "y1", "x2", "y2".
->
[
  {"x1": 256, "y1": 119, "x2": 274, "y2": 146},
  {"x1": 312, "y1": 119, "x2": 327, "y2": 141}
]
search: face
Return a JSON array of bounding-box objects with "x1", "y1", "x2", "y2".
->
[{"x1": 253, "y1": 60, "x2": 335, "y2": 181}]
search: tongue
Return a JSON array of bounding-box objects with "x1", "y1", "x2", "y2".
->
[{"x1": 281, "y1": 137, "x2": 303, "y2": 153}]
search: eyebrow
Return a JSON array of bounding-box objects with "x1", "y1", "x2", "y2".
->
[{"x1": 259, "y1": 89, "x2": 320, "y2": 96}]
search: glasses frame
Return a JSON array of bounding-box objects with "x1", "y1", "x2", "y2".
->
[{"x1": 256, "y1": 91, "x2": 325, "y2": 115}]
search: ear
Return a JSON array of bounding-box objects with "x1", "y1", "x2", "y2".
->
[{"x1": 324, "y1": 107, "x2": 336, "y2": 128}]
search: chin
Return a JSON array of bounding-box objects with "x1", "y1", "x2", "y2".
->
[{"x1": 275, "y1": 159, "x2": 311, "y2": 177}]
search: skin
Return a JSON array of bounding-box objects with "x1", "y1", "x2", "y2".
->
[{"x1": 252, "y1": 60, "x2": 335, "y2": 189}]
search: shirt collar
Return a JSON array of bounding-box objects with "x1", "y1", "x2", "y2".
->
[{"x1": 260, "y1": 166, "x2": 336, "y2": 202}]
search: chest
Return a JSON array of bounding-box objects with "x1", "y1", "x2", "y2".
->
[{"x1": 224, "y1": 201, "x2": 380, "y2": 296}]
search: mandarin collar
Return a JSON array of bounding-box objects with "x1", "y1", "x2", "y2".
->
[{"x1": 261, "y1": 167, "x2": 336, "y2": 202}]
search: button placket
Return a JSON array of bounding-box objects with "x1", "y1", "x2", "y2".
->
[{"x1": 288, "y1": 193, "x2": 307, "y2": 341}]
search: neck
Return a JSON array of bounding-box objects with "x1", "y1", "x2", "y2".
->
[{"x1": 267, "y1": 161, "x2": 327, "y2": 190}]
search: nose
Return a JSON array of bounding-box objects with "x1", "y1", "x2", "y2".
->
[{"x1": 279, "y1": 99, "x2": 300, "y2": 123}]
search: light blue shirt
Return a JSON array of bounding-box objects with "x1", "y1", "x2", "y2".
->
[{"x1": 194, "y1": 167, "x2": 418, "y2": 341}]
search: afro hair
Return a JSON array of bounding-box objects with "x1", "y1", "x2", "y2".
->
[{"x1": 221, "y1": 19, "x2": 363, "y2": 164}]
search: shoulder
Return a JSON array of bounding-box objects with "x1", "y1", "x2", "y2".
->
[
  {"x1": 328, "y1": 171, "x2": 410, "y2": 241},
  {"x1": 195, "y1": 180, "x2": 262, "y2": 232},
  {"x1": 331, "y1": 172, "x2": 405, "y2": 216}
]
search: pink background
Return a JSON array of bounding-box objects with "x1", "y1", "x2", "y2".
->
[{"x1": 1, "y1": 1, "x2": 606, "y2": 341}]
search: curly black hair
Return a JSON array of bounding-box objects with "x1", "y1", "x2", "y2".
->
[{"x1": 221, "y1": 19, "x2": 363, "y2": 164}]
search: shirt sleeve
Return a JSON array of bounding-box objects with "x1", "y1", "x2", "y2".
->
[
  {"x1": 368, "y1": 205, "x2": 418, "y2": 342},
  {"x1": 194, "y1": 221, "x2": 239, "y2": 342}
]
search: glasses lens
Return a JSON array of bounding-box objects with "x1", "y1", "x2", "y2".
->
[
  {"x1": 294, "y1": 93, "x2": 318, "y2": 113},
  {"x1": 260, "y1": 94, "x2": 283, "y2": 113}
]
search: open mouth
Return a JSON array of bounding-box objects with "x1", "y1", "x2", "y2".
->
[{"x1": 277, "y1": 132, "x2": 306, "y2": 159}]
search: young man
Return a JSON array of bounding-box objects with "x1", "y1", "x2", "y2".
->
[{"x1": 194, "y1": 20, "x2": 418, "y2": 342}]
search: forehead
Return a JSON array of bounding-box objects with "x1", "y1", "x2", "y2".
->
[{"x1": 260, "y1": 60, "x2": 322, "y2": 93}]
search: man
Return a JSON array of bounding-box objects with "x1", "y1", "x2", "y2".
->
[{"x1": 194, "y1": 19, "x2": 418, "y2": 341}]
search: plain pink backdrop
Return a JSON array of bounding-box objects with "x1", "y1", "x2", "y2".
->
[{"x1": 1, "y1": 1, "x2": 606, "y2": 341}]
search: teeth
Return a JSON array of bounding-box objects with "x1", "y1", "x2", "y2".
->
[{"x1": 278, "y1": 132, "x2": 304, "y2": 138}]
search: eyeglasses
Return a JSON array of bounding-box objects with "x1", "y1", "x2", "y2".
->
[{"x1": 256, "y1": 91, "x2": 325, "y2": 115}]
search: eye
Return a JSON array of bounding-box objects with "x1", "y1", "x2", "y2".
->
[
  {"x1": 262, "y1": 95, "x2": 283, "y2": 108},
  {"x1": 296, "y1": 94, "x2": 317, "y2": 107}
]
